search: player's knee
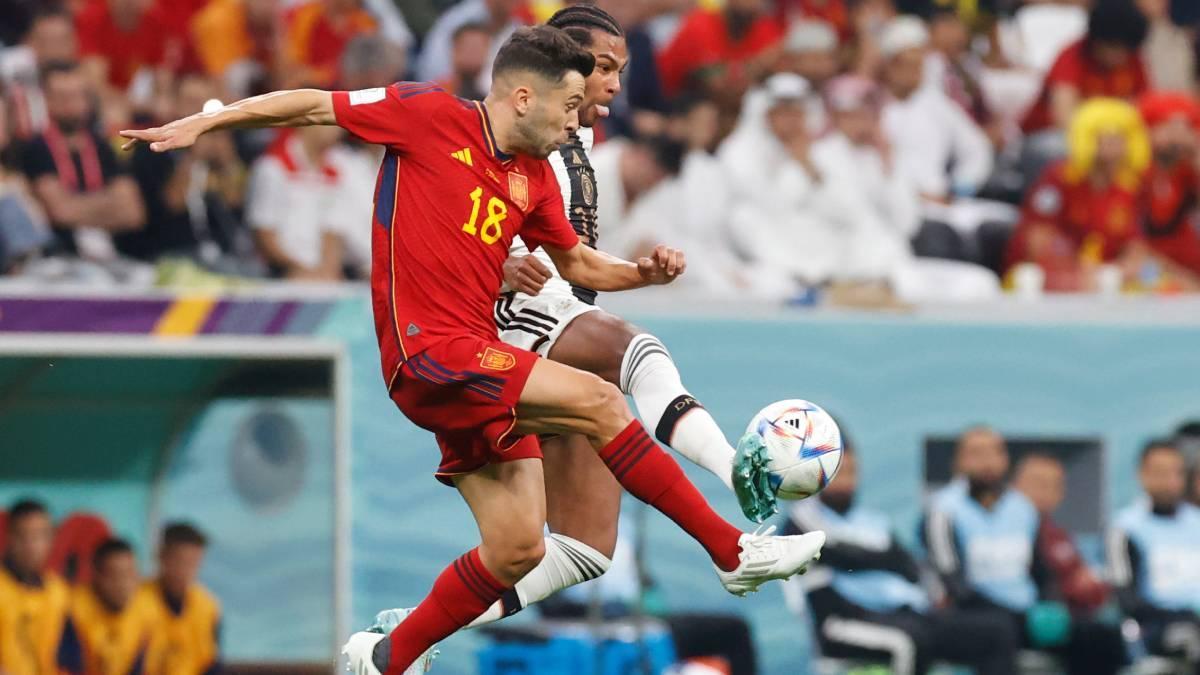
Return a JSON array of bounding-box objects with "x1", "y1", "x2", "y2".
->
[
  {"x1": 587, "y1": 379, "x2": 628, "y2": 421},
  {"x1": 595, "y1": 381, "x2": 632, "y2": 434},
  {"x1": 500, "y1": 535, "x2": 546, "y2": 579}
]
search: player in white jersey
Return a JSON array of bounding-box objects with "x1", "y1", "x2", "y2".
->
[{"x1": 370, "y1": 4, "x2": 785, "y2": 639}]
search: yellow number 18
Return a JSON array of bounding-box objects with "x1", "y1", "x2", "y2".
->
[{"x1": 462, "y1": 186, "x2": 507, "y2": 245}]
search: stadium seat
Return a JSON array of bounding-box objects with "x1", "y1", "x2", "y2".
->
[
  {"x1": 478, "y1": 618, "x2": 677, "y2": 675},
  {"x1": 46, "y1": 512, "x2": 112, "y2": 584}
]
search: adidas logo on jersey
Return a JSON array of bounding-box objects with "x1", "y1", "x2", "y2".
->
[{"x1": 451, "y1": 148, "x2": 473, "y2": 166}]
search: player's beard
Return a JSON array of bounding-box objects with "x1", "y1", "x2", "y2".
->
[
  {"x1": 513, "y1": 110, "x2": 559, "y2": 159},
  {"x1": 967, "y1": 474, "x2": 1006, "y2": 502}
]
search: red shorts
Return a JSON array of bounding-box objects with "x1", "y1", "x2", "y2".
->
[{"x1": 388, "y1": 335, "x2": 542, "y2": 485}]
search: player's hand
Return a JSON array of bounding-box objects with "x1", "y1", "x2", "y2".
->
[
  {"x1": 119, "y1": 114, "x2": 210, "y2": 152},
  {"x1": 637, "y1": 245, "x2": 686, "y2": 285},
  {"x1": 504, "y1": 255, "x2": 552, "y2": 296}
]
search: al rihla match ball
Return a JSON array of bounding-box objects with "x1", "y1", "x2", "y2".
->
[{"x1": 746, "y1": 399, "x2": 844, "y2": 500}]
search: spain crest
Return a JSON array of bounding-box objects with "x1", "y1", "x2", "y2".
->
[
  {"x1": 480, "y1": 347, "x2": 516, "y2": 371},
  {"x1": 508, "y1": 172, "x2": 529, "y2": 210}
]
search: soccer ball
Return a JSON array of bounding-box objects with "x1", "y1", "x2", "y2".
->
[{"x1": 746, "y1": 399, "x2": 844, "y2": 500}]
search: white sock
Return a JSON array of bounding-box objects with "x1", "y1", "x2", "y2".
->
[
  {"x1": 468, "y1": 533, "x2": 611, "y2": 628},
  {"x1": 619, "y1": 334, "x2": 736, "y2": 490}
]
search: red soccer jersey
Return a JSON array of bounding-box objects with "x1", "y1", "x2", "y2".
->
[
  {"x1": 1020, "y1": 40, "x2": 1148, "y2": 134},
  {"x1": 76, "y1": 2, "x2": 172, "y2": 90},
  {"x1": 331, "y1": 83, "x2": 580, "y2": 383},
  {"x1": 1007, "y1": 160, "x2": 1141, "y2": 288},
  {"x1": 657, "y1": 10, "x2": 784, "y2": 97}
]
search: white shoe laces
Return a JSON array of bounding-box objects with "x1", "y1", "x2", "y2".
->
[{"x1": 739, "y1": 524, "x2": 780, "y2": 565}]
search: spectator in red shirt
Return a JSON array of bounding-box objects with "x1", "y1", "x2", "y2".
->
[
  {"x1": 1138, "y1": 91, "x2": 1200, "y2": 277},
  {"x1": 657, "y1": 0, "x2": 784, "y2": 102},
  {"x1": 1020, "y1": 0, "x2": 1150, "y2": 135},
  {"x1": 1013, "y1": 454, "x2": 1110, "y2": 617},
  {"x1": 1009, "y1": 98, "x2": 1145, "y2": 290},
  {"x1": 76, "y1": 0, "x2": 179, "y2": 128},
  {"x1": 1008, "y1": 98, "x2": 1197, "y2": 292},
  {"x1": 154, "y1": 0, "x2": 212, "y2": 38}
]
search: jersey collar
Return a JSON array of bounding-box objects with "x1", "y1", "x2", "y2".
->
[{"x1": 473, "y1": 101, "x2": 514, "y2": 163}]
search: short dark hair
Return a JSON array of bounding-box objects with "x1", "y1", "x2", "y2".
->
[
  {"x1": 492, "y1": 26, "x2": 595, "y2": 84},
  {"x1": 29, "y1": 4, "x2": 72, "y2": 27},
  {"x1": 40, "y1": 59, "x2": 81, "y2": 86},
  {"x1": 1016, "y1": 452, "x2": 1061, "y2": 472},
  {"x1": 1140, "y1": 439, "x2": 1181, "y2": 466},
  {"x1": 1086, "y1": 0, "x2": 1148, "y2": 50},
  {"x1": 8, "y1": 499, "x2": 49, "y2": 525},
  {"x1": 546, "y1": 3, "x2": 623, "y2": 48},
  {"x1": 94, "y1": 538, "x2": 134, "y2": 570},
  {"x1": 161, "y1": 522, "x2": 208, "y2": 549}
]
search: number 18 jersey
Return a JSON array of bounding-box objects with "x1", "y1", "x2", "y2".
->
[{"x1": 332, "y1": 83, "x2": 581, "y2": 384}]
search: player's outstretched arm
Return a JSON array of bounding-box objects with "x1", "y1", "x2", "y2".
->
[
  {"x1": 545, "y1": 243, "x2": 685, "y2": 292},
  {"x1": 119, "y1": 89, "x2": 336, "y2": 152}
]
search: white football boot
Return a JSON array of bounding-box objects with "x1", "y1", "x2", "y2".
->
[
  {"x1": 715, "y1": 525, "x2": 826, "y2": 596},
  {"x1": 342, "y1": 610, "x2": 437, "y2": 675}
]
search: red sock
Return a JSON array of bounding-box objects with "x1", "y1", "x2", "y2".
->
[
  {"x1": 384, "y1": 548, "x2": 507, "y2": 675},
  {"x1": 600, "y1": 420, "x2": 743, "y2": 571}
]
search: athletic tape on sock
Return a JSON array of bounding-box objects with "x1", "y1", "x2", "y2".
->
[{"x1": 655, "y1": 394, "x2": 705, "y2": 445}]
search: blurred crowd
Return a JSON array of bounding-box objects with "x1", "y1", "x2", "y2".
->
[
  {"x1": 787, "y1": 425, "x2": 1200, "y2": 674},
  {"x1": 0, "y1": 0, "x2": 1199, "y2": 301},
  {"x1": 0, "y1": 500, "x2": 219, "y2": 675}
]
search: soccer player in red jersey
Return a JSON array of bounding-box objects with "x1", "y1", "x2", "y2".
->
[
  {"x1": 122, "y1": 26, "x2": 825, "y2": 675},
  {"x1": 370, "y1": 5, "x2": 782, "y2": 642}
]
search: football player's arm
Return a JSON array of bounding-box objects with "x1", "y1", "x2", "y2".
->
[
  {"x1": 120, "y1": 89, "x2": 337, "y2": 152},
  {"x1": 544, "y1": 242, "x2": 685, "y2": 292}
]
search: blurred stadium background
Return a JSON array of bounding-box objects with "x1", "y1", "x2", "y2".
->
[{"x1": 2, "y1": 0, "x2": 1200, "y2": 674}]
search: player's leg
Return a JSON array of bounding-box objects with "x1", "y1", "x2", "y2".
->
[
  {"x1": 355, "y1": 458, "x2": 547, "y2": 675},
  {"x1": 375, "y1": 438, "x2": 615, "y2": 633},
  {"x1": 546, "y1": 310, "x2": 776, "y2": 521},
  {"x1": 541, "y1": 435, "x2": 621, "y2": 558},
  {"x1": 463, "y1": 434, "x2": 620, "y2": 628},
  {"x1": 515, "y1": 357, "x2": 825, "y2": 594}
]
